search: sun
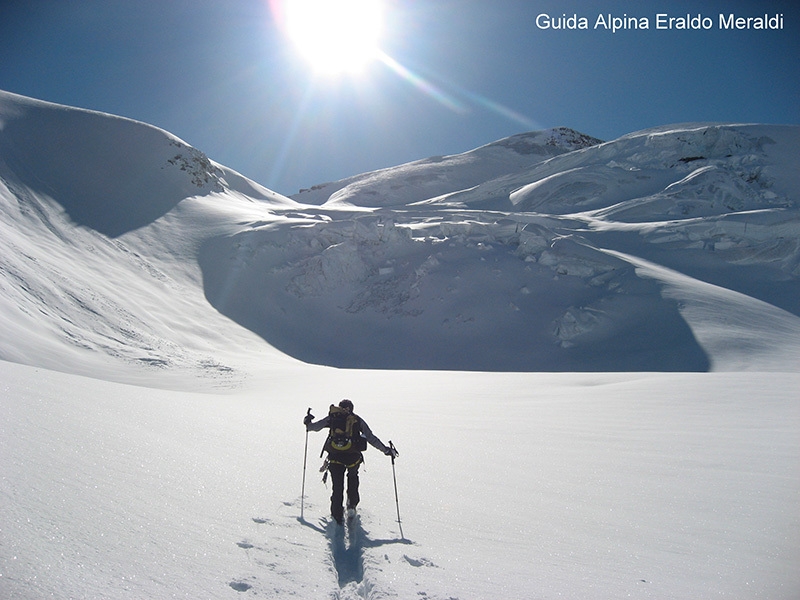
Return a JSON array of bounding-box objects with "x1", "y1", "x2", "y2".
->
[{"x1": 283, "y1": 0, "x2": 383, "y2": 75}]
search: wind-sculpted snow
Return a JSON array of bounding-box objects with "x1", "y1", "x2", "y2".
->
[
  {"x1": 0, "y1": 91, "x2": 300, "y2": 385},
  {"x1": 1, "y1": 90, "x2": 799, "y2": 375},
  {"x1": 0, "y1": 90, "x2": 294, "y2": 237}
]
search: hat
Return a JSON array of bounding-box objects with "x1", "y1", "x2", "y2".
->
[{"x1": 339, "y1": 399, "x2": 354, "y2": 412}]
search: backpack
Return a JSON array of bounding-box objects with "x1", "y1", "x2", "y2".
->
[{"x1": 323, "y1": 404, "x2": 368, "y2": 454}]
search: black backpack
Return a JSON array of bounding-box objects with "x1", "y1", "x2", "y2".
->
[{"x1": 323, "y1": 404, "x2": 368, "y2": 454}]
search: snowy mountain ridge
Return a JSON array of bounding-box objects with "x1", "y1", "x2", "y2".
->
[
  {"x1": 1, "y1": 89, "x2": 799, "y2": 380},
  {"x1": 2, "y1": 90, "x2": 799, "y2": 600},
  {"x1": 292, "y1": 126, "x2": 602, "y2": 207}
]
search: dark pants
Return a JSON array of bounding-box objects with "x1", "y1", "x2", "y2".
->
[{"x1": 328, "y1": 461, "x2": 360, "y2": 523}]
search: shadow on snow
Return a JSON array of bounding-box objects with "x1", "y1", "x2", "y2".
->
[{"x1": 298, "y1": 516, "x2": 411, "y2": 588}]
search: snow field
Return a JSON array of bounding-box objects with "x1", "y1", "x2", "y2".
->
[{"x1": 2, "y1": 362, "x2": 798, "y2": 599}]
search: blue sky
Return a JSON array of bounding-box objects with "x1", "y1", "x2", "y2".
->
[{"x1": 1, "y1": 0, "x2": 798, "y2": 196}]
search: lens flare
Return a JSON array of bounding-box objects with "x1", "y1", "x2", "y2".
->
[{"x1": 284, "y1": 0, "x2": 382, "y2": 75}]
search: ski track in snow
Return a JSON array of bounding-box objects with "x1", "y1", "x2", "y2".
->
[{"x1": 227, "y1": 504, "x2": 420, "y2": 599}]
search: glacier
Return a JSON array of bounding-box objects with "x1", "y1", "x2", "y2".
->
[{"x1": 1, "y1": 90, "x2": 798, "y2": 599}]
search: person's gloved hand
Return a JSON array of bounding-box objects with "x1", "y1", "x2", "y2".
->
[
  {"x1": 384, "y1": 446, "x2": 398, "y2": 458},
  {"x1": 303, "y1": 412, "x2": 314, "y2": 426}
]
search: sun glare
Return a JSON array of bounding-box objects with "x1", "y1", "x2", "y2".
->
[{"x1": 284, "y1": 0, "x2": 383, "y2": 75}]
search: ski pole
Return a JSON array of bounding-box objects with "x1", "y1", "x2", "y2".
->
[
  {"x1": 388, "y1": 440, "x2": 404, "y2": 540},
  {"x1": 300, "y1": 408, "x2": 312, "y2": 520}
]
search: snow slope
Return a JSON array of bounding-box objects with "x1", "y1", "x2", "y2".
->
[
  {"x1": 0, "y1": 90, "x2": 304, "y2": 387},
  {"x1": 3, "y1": 363, "x2": 798, "y2": 599},
  {"x1": 291, "y1": 128, "x2": 602, "y2": 208},
  {"x1": 1, "y1": 90, "x2": 799, "y2": 599},
  {"x1": 3, "y1": 90, "x2": 800, "y2": 374}
]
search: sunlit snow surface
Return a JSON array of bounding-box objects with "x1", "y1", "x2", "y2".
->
[
  {"x1": 3, "y1": 364, "x2": 798, "y2": 599},
  {"x1": 1, "y1": 90, "x2": 798, "y2": 598}
]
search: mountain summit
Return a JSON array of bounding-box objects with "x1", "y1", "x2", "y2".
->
[{"x1": 291, "y1": 127, "x2": 602, "y2": 207}]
